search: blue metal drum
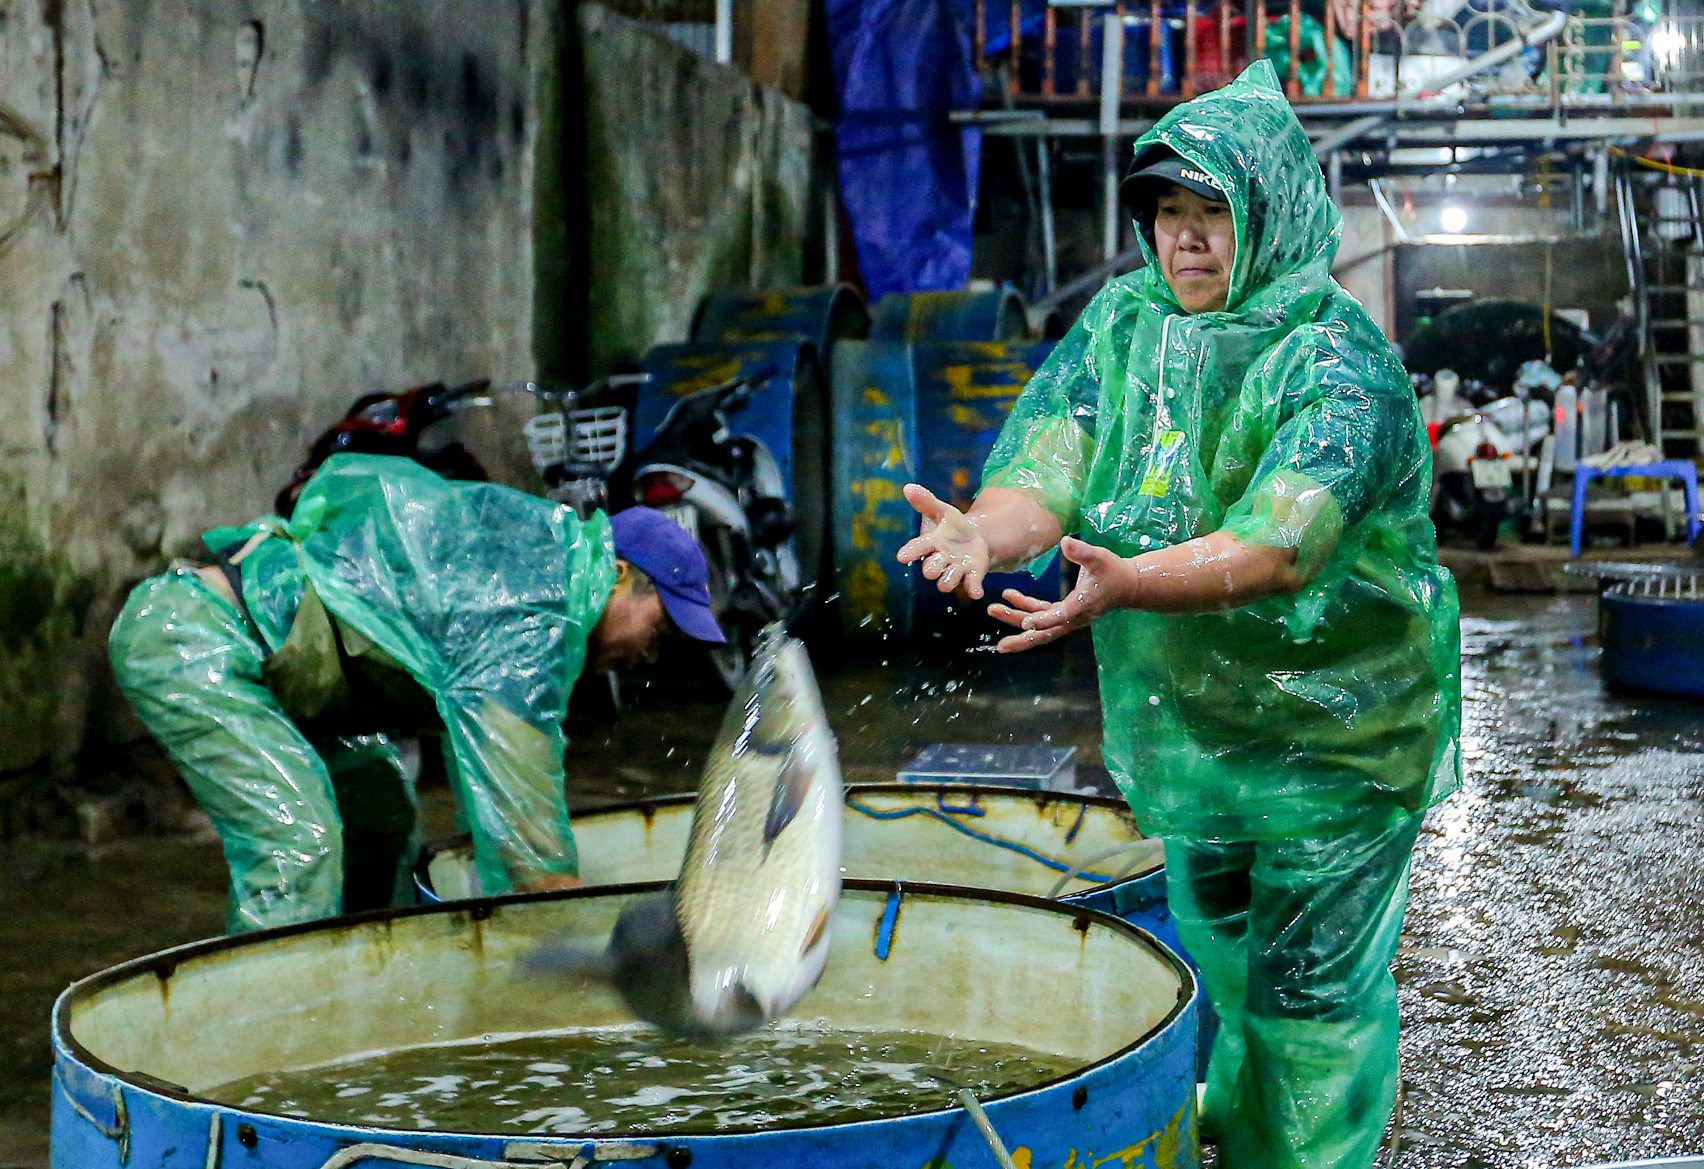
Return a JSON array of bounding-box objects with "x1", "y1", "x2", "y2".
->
[
  {"x1": 54, "y1": 881, "x2": 1199, "y2": 1169},
  {"x1": 909, "y1": 341, "x2": 1061, "y2": 621},
  {"x1": 636, "y1": 340, "x2": 828, "y2": 582},
  {"x1": 635, "y1": 341, "x2": 823, "y2": 507},
  {"x1": 827, "y1": 339, "x2": 1060, "y2": 637},
  {"x1": 691, "y1": 285, "x2": 870, "y2": 362},
  {"x1": 829, "y1": 339, "x2": 921, "y2": 638},
  {"x1": 868, "y1": 287, "x2": 1030, "y2": 343}
]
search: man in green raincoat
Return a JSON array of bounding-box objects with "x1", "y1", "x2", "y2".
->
[
  {"x1": 898, "y1": 62, "x2": 1459, "y2": 1168},
  {"x1": 111, "y1": 454, "x2": 726, "y2": 934}
]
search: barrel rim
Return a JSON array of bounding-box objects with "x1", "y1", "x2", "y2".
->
[
  {"x1": 53, "y1": 878, "x2": 1194, "y2": 1140},
  {"x1": 413, "y1": 783, "x2": 1160, "y2": 901}
]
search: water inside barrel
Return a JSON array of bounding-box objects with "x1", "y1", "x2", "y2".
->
[{"x1": 204, "y1": 1024, "x2": 1076, "y2": 1134}]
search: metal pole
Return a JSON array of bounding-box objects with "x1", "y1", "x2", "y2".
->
[
  {"x1": 715, "y1": 0, "x2": 733, "y2": 63},
  {"x1": 1286, "y1": 0, "x2": 1302, "y2": 96},
  {"x1": 825, "y1": 185, "x2": 840, "y2": 285},
  {"x1": 1329, "y1": 149, "x2": 1343, "y2": 204},
  {"x1": 1039, "y1": 137, "x2": 1058, "y2": 295},
  {"x1": 1102, "y1": 12, "x2": 1126, "y2": 261}
]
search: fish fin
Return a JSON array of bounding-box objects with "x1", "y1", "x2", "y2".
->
[
  {"x1": 762, "y1": 750, "x2": 810, "y2": 851},
  {"x1": 800, "y1": 904, "x2": 831, "y2": 957},
  {"x1": 516, "y1": 937, "x2": 617, "y2": 983}
]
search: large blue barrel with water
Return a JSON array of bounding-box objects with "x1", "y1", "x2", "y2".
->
[
  {"x1": 53, "y1": 881, "x2": 1198, "y2": 1169},
  {"x1": 417, "y1": 785, "x2": 1172, "y2": 942},
  {"x1": 416, "y1": 784, "x2": 1212, "y2": 1073}
]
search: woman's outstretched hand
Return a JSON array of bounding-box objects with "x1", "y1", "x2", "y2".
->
[
  {"x1": 987, "y1": 535, "x2": 1138, "y2": 653},
  {"x1": 896, "y1": 484, "x2": 993, "y2": 599}
]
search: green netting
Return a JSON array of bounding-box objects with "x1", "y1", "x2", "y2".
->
[
  {"x1": 1263, "y1": 16, "x2": 1353, "y2": 99},
  {"x1": 111, "y1": 454, "x2": 615, "y2": 931},
  {"x1": 982, "y1": 60, "x2": 1461, "y2": 843}
]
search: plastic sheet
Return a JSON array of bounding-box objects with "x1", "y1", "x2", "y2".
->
[
  {"x1": 111, "y1": 454, "x2": 615, "y2": 930},
  {"x1": 828, "y1": 0, "x2": 981, "y2": 299},
  {"x1": 1167, "y1": 807, "x2": 1423, "y2": 1165},
  {"x1": 1263, "y1": 16, "x2": 1352, "y2": 98},
  {"x1": 981, "y1": 60, "x2": 1461, "y2": 842}
]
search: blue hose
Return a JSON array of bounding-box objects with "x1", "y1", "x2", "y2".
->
[{"x1": 846, "y1": 800, "x2": 1116, "y2": 884}]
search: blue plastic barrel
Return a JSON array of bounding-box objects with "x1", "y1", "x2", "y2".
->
[
  {"x1": 54, "y1": 881, "x2": 1198, "y2": 1169},
  {"x1": 1599, "y1": 591, "x2": 1704, "y2": 699}
]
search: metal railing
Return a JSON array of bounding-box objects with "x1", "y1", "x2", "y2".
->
[{"x1": 973, "y1": 0, "x2": 1704, "y2": 106}]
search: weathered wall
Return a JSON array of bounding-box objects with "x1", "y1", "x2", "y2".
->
[
  {"x1": 1393, "y1": 231, "x2": 1626, "y2": 344},
  {"x1": 1335, "y1": 200, "x2": 1396, "y2": 340},
  {"x1": 579, "y1": 4, "x2": 812, "y2": 372},
  {"x1": 0, "y1": 0, "x2": 549, "y2": 793},
  {"x1": 0, "y1": 0, "x2": 817, "y2": 826}
]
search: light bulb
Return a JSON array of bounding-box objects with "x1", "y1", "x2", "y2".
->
[{"x1": 1440, "y1": 204, "x2": 1469, "y2": 233}]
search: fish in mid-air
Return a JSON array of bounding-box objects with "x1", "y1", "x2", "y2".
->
[{"x1": 538, "y1": 625, "x2": 843, "y2": 1037}]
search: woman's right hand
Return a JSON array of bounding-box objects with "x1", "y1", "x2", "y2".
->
[{"x1": 896, "y1": 483, "x2": 993, "y2": 599}]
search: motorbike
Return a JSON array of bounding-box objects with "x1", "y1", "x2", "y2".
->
[
  {"x1": 627, "y1": 365, "x2": 798, "y2": 690},
  {"x1": 275, "y1": 375, "x2": 647, "y2": 520},
  {"x1": 1432, "y1": 411, "x2": 1518, "y2": 549}
]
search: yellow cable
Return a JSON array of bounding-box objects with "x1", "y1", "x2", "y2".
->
[{"x1": 1610, "y1": 145, "x2": 1704, "y2": 179}]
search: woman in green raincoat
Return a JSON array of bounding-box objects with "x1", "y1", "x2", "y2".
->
[
  {"x1": 898, "y1": 62, "x2": 1460, "y2": 1168},
  {"x1": 110, "y1": 454, "x2": 725, "y2": 934}
]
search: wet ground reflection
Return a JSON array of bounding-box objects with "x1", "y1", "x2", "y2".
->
[
  {"x1": 578, "y1": 595, "x2": 1704, "y2": 1164},
  {"x1": 1394, "y1": 595, "x2": 1704, "y2": 1166},
  {"x1": 2, "y1": 594, "x2": 1700, "y2": 1164}
]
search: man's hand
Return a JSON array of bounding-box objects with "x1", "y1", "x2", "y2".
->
[
  {"x1": 987, "y1": 536, "x2": 1138, "y2": 653},
  {"x1": 897, "y1": 484, "x2": 993, "y2": 599},
  {"x1": 518, "y1": 873, "x2": 584, "y2": 894}
]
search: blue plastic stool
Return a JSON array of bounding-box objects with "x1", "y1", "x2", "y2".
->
[{"x1": 1571, "y1": 461, "x2": 1702, "y2": 556}]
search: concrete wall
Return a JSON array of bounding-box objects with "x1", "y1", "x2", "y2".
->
[
  {"x1": 0, "y1": 0, "x2": 548, "y2": 794},
  {"x1": 578, "y1": 4, "x2": 812, "y2": 373},
  {"x1": 0, "y1": 0, "x2": 814, "y2": 826},
  {"x1": 1335, "y1": 200, "x2": 1396, "y2": 340},
  {"x1": 1393, "y1": 231, "x2": 1626, "y2": 344}
]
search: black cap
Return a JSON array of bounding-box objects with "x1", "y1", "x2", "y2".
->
[
  {"x1": 1122, "y1": 147, "x2": 1228, "y2": 244},
  {"x1": 1122, "y1": 146, "x2": 1227, "y2": 204}
]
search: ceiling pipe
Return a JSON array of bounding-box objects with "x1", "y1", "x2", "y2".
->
[{"x1": 1310, "y1": 9, "x2": 1570, "y2": 159}]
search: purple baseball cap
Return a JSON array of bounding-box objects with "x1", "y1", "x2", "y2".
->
[{"x1": 609, "y1": 507, "x2": 727, "y2": 644}]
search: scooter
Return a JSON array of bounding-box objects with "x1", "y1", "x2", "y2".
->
[
  {"x1": 628, "y1": 366, "x2": 797, "y2": 690},
  {"x1": 276, "y1": 375, "x2": 646, "y2": 521},
  {"x1": 1432, "y1": 412, "x2": 1518, "y2": 549}
]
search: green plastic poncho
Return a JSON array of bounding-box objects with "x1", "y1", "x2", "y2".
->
[
  {"x1": 111, "y1": 454, "x2": 615, "y2": 933},
  {"x1": 984, "y1": 61, "x2": 1460, "y2": 842},
  {"x1": 979, "y1": 61, "x2": 1460, "y2": 1167}
]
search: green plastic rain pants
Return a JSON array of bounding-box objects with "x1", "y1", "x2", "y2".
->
[
  {"x1": 111, "y1": 454, "x2": 617, "y2": 933},
  {"x1": 977, "y1": 61, "x2": 1461, "y2": 1168},
  {"x1": 1167, "y1": 807, "x2": 1423, "y2": 1168},
  {"x1": 110, "y1": 566, "x2": 419, "y2": 933}
]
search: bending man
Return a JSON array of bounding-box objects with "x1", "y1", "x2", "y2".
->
[{"x1": 112, "y1": 453, "x2": 725, "y2": 933}]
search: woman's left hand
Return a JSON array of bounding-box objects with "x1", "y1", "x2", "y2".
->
[{"x1": 986, "y1": 536, "x2": 1139, "y2": 654}]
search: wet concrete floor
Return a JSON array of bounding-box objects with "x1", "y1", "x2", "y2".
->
[{"x1": 2, "y1": 591, "x2": 1701, "y2": 1166}]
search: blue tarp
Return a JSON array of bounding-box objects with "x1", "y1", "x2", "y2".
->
[{"x1": 828, "y1": 0, "x2": 982, "y2": 300}]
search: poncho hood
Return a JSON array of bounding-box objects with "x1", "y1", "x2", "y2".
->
[{"x1": 1130, "y1": 60, "x2": 1341, "y2": 320}]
